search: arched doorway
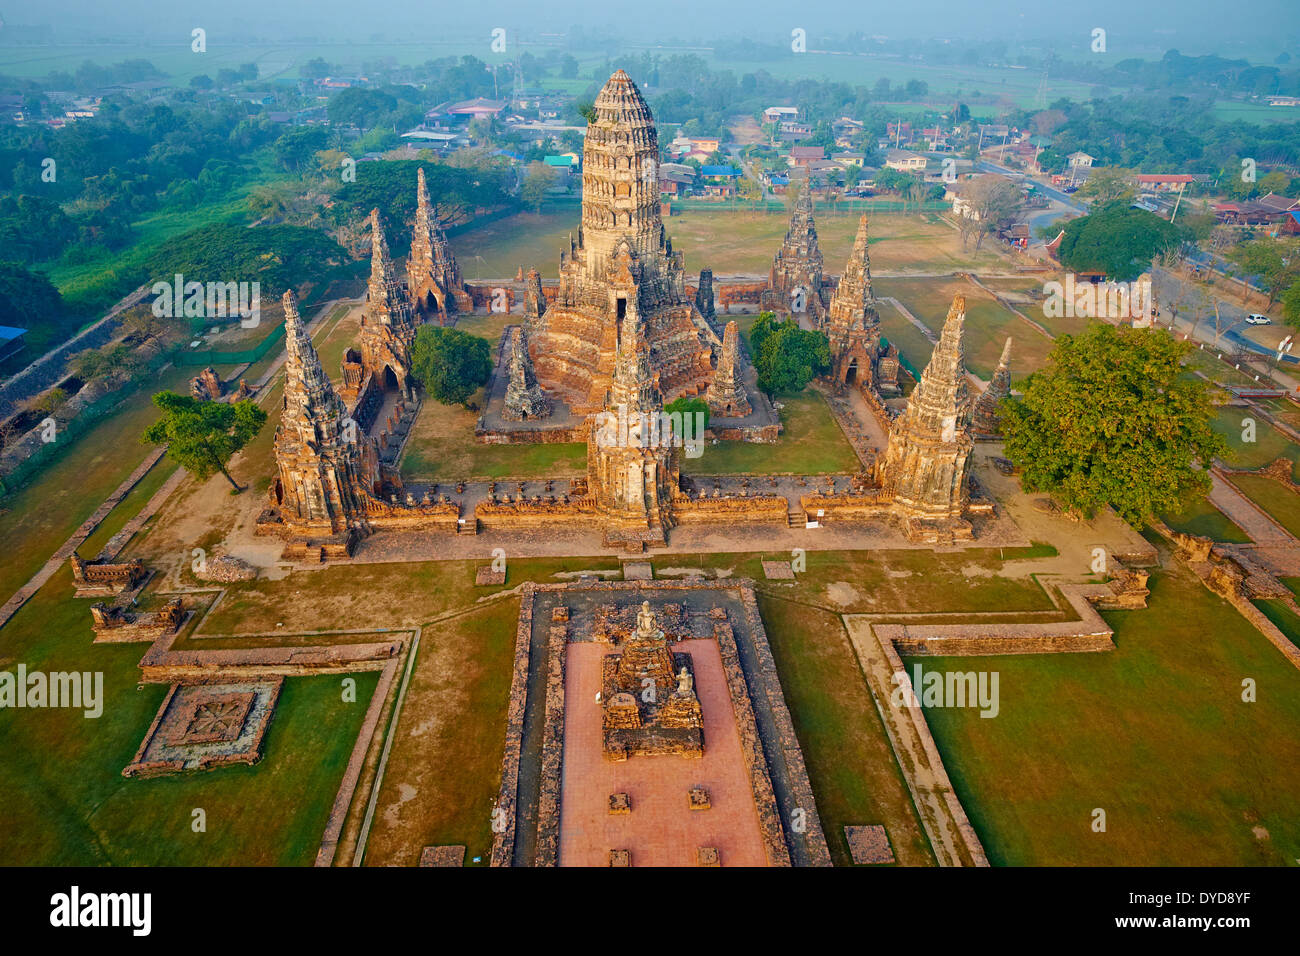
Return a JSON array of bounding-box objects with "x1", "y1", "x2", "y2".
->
[{"x1": 845, "y1": 359, "x2": 858, "y2": 385}]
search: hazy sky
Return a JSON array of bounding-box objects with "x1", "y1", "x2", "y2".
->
[{"x1": 5, "y1": 0, "x2": 1298, "y2": 58}]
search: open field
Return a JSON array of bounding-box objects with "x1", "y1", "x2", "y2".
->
[
  {"x1": 0, "y1": 565, "x2": 379, "y2": 865},
  {"x1": 759, "y1": 594, "x2": 933, "y2": 866},
  {"x1": 400, "y1": 399, "x2": 586, "y2": 481},
  {"x1": 362, "y1": 598, "x2": 517, "y2": 867},
  {"x1": 682, "y1": 392, "x2": 859, "y2": 476},
  {"x1": 449, "y1": 207, "x2": 1011, "y2": 280},
  {"x1": 915, "y1": 556, "x2": 1300, "y2": 865},
  {"x1": 1212, "y1": 406, "x2": 1300, "y2": 480},
  {"x1": 875, "y1": 276, "x2": 1055, "y2": 383}
]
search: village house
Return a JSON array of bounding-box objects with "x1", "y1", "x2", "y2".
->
[{"x1": 885, "y1": 148, "x2": 927, "y2": 172}]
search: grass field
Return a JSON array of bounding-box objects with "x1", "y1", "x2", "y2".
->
[
  {"x1": 875, "y1": 276, "x2": 1055, "y2": 383},
  {"x1": 683, "y1": 391, "x2": 859, "y2": 476},
  {"x1": 0, "y1": 565, "x2": 378, "y2": 865},
  {"x1": 1212, "y1": 406, "x2": 1300, "y2": 480},
  {"x1": 448, "y1": 207, "x2": 1009, "y2": 279},
  {"x1": 361, "y1": 598, "x2": 518, "y2": 867},
  {"x1": 400, "y1": 398, "x2": 587, "y2": 481},
  {"x1": 759, "y1": 594, "x2": 933, "y2": 866},
  {"x1": 1228, "y1": 474, "x2": 1300, "y2": 538},
  {"x1": 1160, "y1": 494, "x2": 1252, "y2": 543},
  {"x1": 914, "y1": 558, "x2": 1300, "y2": 865}
]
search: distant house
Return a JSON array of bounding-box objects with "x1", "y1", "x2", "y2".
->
[
  {"x1": 778, "y1": 122, "x2": 812, "y2": 141},
  {"x1": 1136, "y1": 174, "x2": 1194, "y2": 192},
  {"x1": 400, "y1": 129, "x2": 463, "y2": 152},
  {"x1": 1267, "y1": 96, "x2": 1300, "y2": 107},
  {"x1": 884, "y1": 149, "x2": 926, "y2": 172},
  {"x1": 697, "y1": 164, "x2": 740, "y2": 197},
  {"x1": 1255, "y1": 192, "x2": 1300, "y2": 214},
  {"x1": 442, "y1": 98, "x2": 508, "y2": 122},
  {"x1": 1067, "y1": 151, "x2": 1095, "y2": 168},
  {"x1": 763, "y1": 106, "x2": 800, "y2": 123},
  {"x1": 658, "y1": 162, "x2": 695, "y2": 195},
  {"x1": 543, "y1": 154, "x2": 579, "y2": 175},
  {"x1": 788, "y1": 146, "x2": 825, "y2": 167},
  {"x1": 688, "y1": 136, "x2": 721, "y2": 155},
  {"x1": 829, "y1": 152, "x2": 865, "y2": 169},
  {"x1": 1213, "y1": 201, "x2": 1278, "y2": 225}
]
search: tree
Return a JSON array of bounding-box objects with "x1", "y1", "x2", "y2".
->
[
  {"x1": 958, "y1": 174, "x2": 1025, "y2": 250},
  {"x1": 1078, "y1": 167, "x2": 1137, "y2": 205},
  {"x1": 1227, "y1": 238, "x2": 1300, "y2": 309},
  {"x1": 142, "y1": 392, "x2": 267, "y2": 493},
  {"x1": 1057, "y1": 202, "x2": 1182, "y2": 281},
  {"x1": 1281, "y1": 279, "x2": 1300, "y2": 330},
  {"x1": 750, "y1": 312, "x2": 830, "y2": 395},
  {"x1": 520, "y1": 161, "x2": 557, "y2": 212},
  {"x1": 1001, "y1": 325, "x2": 1226, "y2": 525},
  {"x1": 410, "y1": 326, "x2": 492, "y2": 406},
  {"x1": 664, "y1": 396, "x2": 709, "y2": 434}
]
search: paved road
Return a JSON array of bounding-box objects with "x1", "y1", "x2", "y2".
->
[{"x1": 1151, "y1": 266, "x2": 1298, "y2": 370}]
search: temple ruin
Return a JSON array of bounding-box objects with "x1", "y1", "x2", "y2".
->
[
  {"x1": 765, "y1": 189, "x2": 826, "y2": 320},
  {"x1": 407, "y1": 167, "x2": 473, "y2": 325},
  {"x1": 825, "y1": 215, "x2": 900, "y2": 396},
  {"x1": 526, "y1": 70, "x2": 732, "y2": 415},
  {"x1": 972, "y1": 337, "x2": 1013, "y2": 440},
  {"x1": 877, "y1": 293, "x2": 976, "y2": 542}
]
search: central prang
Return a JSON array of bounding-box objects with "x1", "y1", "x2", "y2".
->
[{"x1": 602, "y1": 600, "x2": 704, "y2": 761}]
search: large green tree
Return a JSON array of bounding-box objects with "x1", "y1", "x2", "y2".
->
[
  {"x1": 1057, "y1": 202, "x2": 1182, "y2": 281},
  {"x1": 142, "y1": 391, "x2": 267, "y2": 493},
  {"x1": 1001, "y1": 325, "x2": 1226, "y2": 525},
  {"x1": 410, "y1": 326, "x2": 492, "y2": 406},
  {"x1": 750, "y1": 312, "x2": 830, "y2": 395}
]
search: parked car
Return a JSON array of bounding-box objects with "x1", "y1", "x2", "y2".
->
[{"x1": 1245, "y1": 313, "x2": 1271, "y2": 325}]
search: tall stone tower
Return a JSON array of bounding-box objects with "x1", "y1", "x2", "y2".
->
[
  {"x1": 529, "y1": 70, "x2": 717, "y2": 413},
  {"x1": 359, "y1": 209, "x2": 418, "y2": 398},
  {"x1": 586, "y1": 284, "x2": 681, "y2": 550},
  {"x1": 407, "y1": 167, "x2": 472, "y2": 323},
  {"x1": 767, "y1": 188, "x2": 825, "y2": 318},
  {"x1": 878, "y1": 293, "x2": 974, "y2": 541},
  {"x1": 705, "y1": 320, "x2": 751, "y2": 418},
  {"x1": 972, "y1": 337, "x2": 1013, "y2": 440},
  {"x1": 273, "y1": 290, "x2": 366, "y2": 532},
  {"x1": 826, "y1": 215, "x2": 882, "y2": 388}
]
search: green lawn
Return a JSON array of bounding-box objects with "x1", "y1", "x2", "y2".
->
[
  {"x1": 1254, "y1": 598, "x2": 1300, "y2": 646},
  {"x1": 0, "y1": 565, "x2": 379, "y2": 865},
  {"x1": 1160, "y1": 494, "x2": 1252, "y2": 543},
  {"x1": 362, "y1": 598, "x2": 517, "y2": 866},
  {"x1": 0, "y1": 365, "x2": 194, "y2": 602},
  {"x1": 1229, "y1": 474, "x2": 1300, "y2": 538},
  {"x1": 682, "y1": 391, "x2": 860, "y2": 475},
  {"x1": 759, "y1": 594, "x2": 933, "y2": 866},
  {"x1": 912, "y1": 560, "x2": 1300, "y2": 865},
  {"x1": 1213, "y1": 406, "x2": 1300, "y2": 479}
]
